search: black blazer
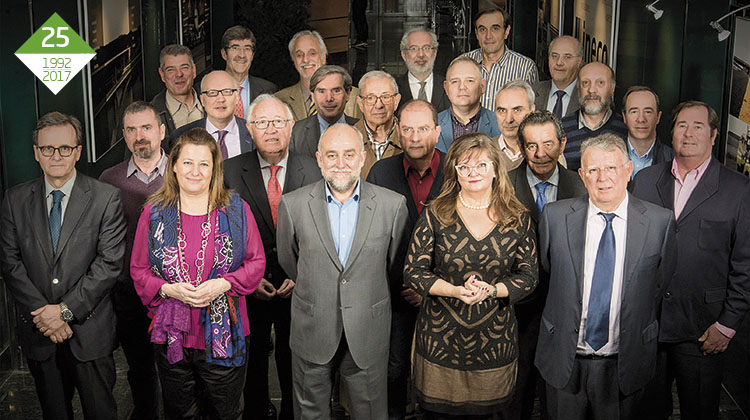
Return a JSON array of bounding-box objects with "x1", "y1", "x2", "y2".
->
[
  {"x1": 630, "y1": 158, "x2": 750, "y2": 342},
  {"x1": 247, "y1": 75, "x2": 278, "y2": 103},
  {"x1": 223, "y1": 151, "x2": 321, "y2": 288},
  {"x1": 651, "y1": 140, "x2": 674, "y2": 166},
  {"x1": 169, "y1": 116, "x2": 255, "y2": 156},
  {"x1": 0, "y1": 174, "x2": 126, "y2": 362},
  {"x1": 288, "y1": 114, "x2": 360, "y2": 159},
  {"x1": 395, "y1": 72, "x2": 450, "y2": 113}
]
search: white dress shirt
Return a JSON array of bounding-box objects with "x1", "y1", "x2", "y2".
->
[
  {"x1": 206, "y1": 117, "x2": 242, "y2": 158},
  {"x1": 45, "y1": 171, "x2": 77, "y2": 225},
  {"x1": 258, "y1": 152, "x2": 289, "y2": 192},
  {"x1": 408, "y1": 72, "x2": 433, "y2": 102},
  {"x1": 545, "y1": 79, "x2": 577, "y2": 116}
]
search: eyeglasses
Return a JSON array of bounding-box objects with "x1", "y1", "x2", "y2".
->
[
  {"x1": 405, "y1": 45, "x2": 435, "y2": 54},
  {"x1": 359, "y1": 94, "x2": 395, "y2": 106},
  {"x1": 455, "y1": 161, "x2": 493, "y2": 177},
  {"x1": 201, "y1": 88, "x2": 238, "y2": 97},
  {"x1": 582, "y1": 164, "x2": 625, "y2": 178},
  {"x1": 36, "y1": 145, "x2": 78, "y2": 157},
  {"x1": 250, "y1": 118, "x2": 292, "y2": 130},
  {"x1": 227, "y1": 44, "x2": 254, "y2": 53}
]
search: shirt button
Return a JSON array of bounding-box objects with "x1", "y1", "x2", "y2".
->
[
  {"x1": 341, "y1": 279, "x2": 347, "y2": 284},
  {"x1": 341, "y1": 234, "x2": 345, "y2": 238},
  {"x1": 52, "y1": 278, "x2": 59, "y2": 285},
  {"x1": 665, "y1": 292, "x2": 672, "y2": 298}
]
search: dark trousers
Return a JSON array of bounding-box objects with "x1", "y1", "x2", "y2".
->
[
  {"x1": 640, "y1": 341, "x2": 725, "y2": 420},
  {"x1": 155, "y1": 344, "x2": 247, "y2": 420},
  {"x1": 388, "y1": 307, "x2": 417, "y2": 420},
  {"x1": 506, "y1": 304, "x2": 547, "y2": 420},
  {"x1": 244, "y1": 297, "x2": 293, "y2": 420},
  {"x1": 27, "y1": 342, "x2": 117, "y2": 420},
  {"x1": 546, "y1": 356, "x2": 642, "y2": 420},
  {"x1": 114, "y1": 283, "x2": 160, "y2": 420}
]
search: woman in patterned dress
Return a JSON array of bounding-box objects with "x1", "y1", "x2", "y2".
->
[{"x1": 405, "y1": 132, "x2": 538, "y2": 418}]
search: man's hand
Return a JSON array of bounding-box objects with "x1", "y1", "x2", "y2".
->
[
  {"x1": 400, "y1": 287, "x2": 422, "y2": 307},
  {"x1": 31, "y1": 304, "x2": 65, "y2": 334},
  {"x1": 48, "y1": 323, "x2": 73, "y2": 343},
  {"x1": 699, "y1": 324, "x2": 731, "y2": 355},
  {"x1": 276, "y1": 279, "x2": 295, "y2": 299},
  {"x1": 253, "y1": 279, "x2": 277, "y2": 301}
]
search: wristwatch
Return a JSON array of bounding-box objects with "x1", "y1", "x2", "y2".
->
[{"x1": 59, "y1": 302, "x2": 74, "y2": 322}]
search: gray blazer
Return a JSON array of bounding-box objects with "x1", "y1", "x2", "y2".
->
[
  {"x1": 532, "y1": 80, "x2": 580, "y2": 117},
  {"x1": 534, "y1": 194, "x2": 677, "y2": 395},
  {"x1": 276, "y1": 180, "x2": 409, "y2": 368}
]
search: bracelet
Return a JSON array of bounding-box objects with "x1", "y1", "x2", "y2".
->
[
  {"x1": 491, "y1": 285, "x2": 498, "y2": 299},
  {"x1": 159, "y1": 285, "x2": 168, "y2": 299}
]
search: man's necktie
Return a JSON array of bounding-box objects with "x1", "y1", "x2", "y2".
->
[
  {"x1": 267, "y1": 165, "x2": 282, "y2": 226},
  {"x1": 234, "y1": 86, "x2": 244, "y2": 119},
  {"x1": 585, "y1": 212, "x2": 616, "y2": 351},
  {"x1": 417, "y1": 81, "x2": 427, "y2": 101},
  {"x1": 307, "y1": 97, "x2": 318, "y2": 117},
  {"x1": 216, "y1": 130, "x2": 229, "y2": 160},
  {"x1": 49, "y1": 190, "x2": 64, "y2": 253},
  {"x1": 534, "y1": 182, "x2": 549, "y2": 215},
  {"x1": 552, "y1": 90, "x2": 565, "y2": 119}
]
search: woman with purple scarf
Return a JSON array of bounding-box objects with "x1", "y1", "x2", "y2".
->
[{"x1": 131, "y1": 128, "x2": 265, "y2": 419}]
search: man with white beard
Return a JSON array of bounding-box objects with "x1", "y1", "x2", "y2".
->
[
  {"x1": 560, "y1": 62, "x2": 627, "y2": 170},
  {"x1": 395, "y1": 28, "x2": 450, "y2": 113}
]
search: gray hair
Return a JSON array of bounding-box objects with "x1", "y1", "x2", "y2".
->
[
  {"x1": 246, "y1": 94, "x2": 294, "y2": 122},
  {"x1": 580, "y1": 133, "x2": 630, "y2": 162},
  {"x1": 122, "y1": 101, "x2": 160, "y2": 125},
  {"x1": 358, "y1": 70, "x2": 399, "y2": 94},
  {"x1": 310, "y1": 65, "x2": 353, "y2": 93},
  {"x1": 159, "y1": 44, "x2": 194, "y2": 69},
  {"x1": 549, "y1": 35, "x2": 583, "y2": 58},
  {"x1": 288, "y1": 30, "x2": 327, "y2": 62},
  {"x1": 446, "y1": 55, "x2": 482, "y2": 78},
  {"x1": 318, "y1": 123, "x2": 365, "y2": 153},
  {"x1": 498, "y1": 79, "x2": 535, "y2": 109},
  {"x1": 399, "y1": 28, "x2": 438, "y2": 51}
]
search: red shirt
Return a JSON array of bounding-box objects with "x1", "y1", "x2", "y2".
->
[{"x1": 403, "y1": 151, "x2": 441, "y2": 215}]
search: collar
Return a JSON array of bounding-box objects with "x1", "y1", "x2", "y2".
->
[
  {"x1": 498, "y1": 134, "x2": 522, "y2": 160},
  {"x1": 257, "y1": 150, "x2": 289, "y2": 170},
  {"x1": 45, "y1": 170, "x2": 77, "y2": 198},
  {"x1": 526, "y1": 163, "x2": 559, "y2": 188},
  {"x1": 403, "y1": 149, "x2": 441, "y2": 178},
  {"x1": 578, "y1": 108, "x2": 613, "y2": 131},
  {"x1": 206, "y1": 116, "x2": 238, "y2": 135},
  {"x1": 449, "y1": 107, "x2": 481, "y2": 126},
  {"x1": 165, "y1": 88, "x2": 203, "y2": 113},
  {"x1": 364, "y1": 118, "x2": 397, "y2": 143},
  {"x1": 317, "y1": 113, "x2": 347, "y2": 129},
  {"x1": 627, "y1": 138, "x2": 656, "y2": 159},
  {"x1": 299, "y1": 82, "x2": 311, "y2": 101},
  {"x1": 476, "y1": 46, "x2": 509, "y2": 67},
  {"x1": 550, "y1": 78, "x2": 577, "y2": 99},
  {"x1": 407, "y1": 71, "x2": 434, "y2": 86},
  {"x1": 239, "y1": 75, "x2": 250, "y2": 90},
  {"x1": 671, "y1": 155, "x2": 712, "y2": 183},
  {"x1": 127, "y1": 150, "x2": 168, "y2": 177},
  {"x1": 325, "y1": 178, "x2": 361, "y2": 204},
  {"x1": 587, "y1": 192, "x2": 629, "y2": 222}
]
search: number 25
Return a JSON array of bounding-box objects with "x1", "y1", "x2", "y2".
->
[{"x1": 41, "y1": 27, "x2": 69, "y2": 48}]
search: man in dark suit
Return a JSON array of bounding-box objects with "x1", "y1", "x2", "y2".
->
[
  {"x1": 506, "y1": 110, "x2": 586, "y2": 420},
  {"x1": 0, "y1": 112, "x2": 126, "y2": 420},
  {"x1": 536, "y1": 133, "x2": 676, "y2": 420},
  {"x1": 630, "y1": 101, "x2": 750, "y2": 420},
  {"x1": 621, "y1": 86, "x2": 673, "y2": 178},
  {"x1": 532, "y1": 36, "x2": 582, "y2": 119},
  {"x1": 220, "y1": 25, "x2": 277, "y2": 119},
  {"x1": 289, "y1": 65, "x2": 359, "y2": 159},
  {"x1": 366, "y1": 99, "x2": 444, "y2": 420},
  {"x1": 395, "y1": 29, "x2": 449, "y2": 113},
  {"x1": 172, "y1": 70, "x2": 255, "y2": 158},
  {"x1": 224, "y1": 94, "x2": 321, "y2": 420}
]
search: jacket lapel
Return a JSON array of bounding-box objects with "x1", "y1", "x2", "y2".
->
[
  {"x1": 623, "y1": 196, "x2": 649, "y2": 289},
  {"x1": 308, "y1": 182, "x2": 343, "y2": 271},
  {"x1": 655, "y1": 164, "x2": 675, "y2": 211},
  {"x1": 566, "y1": 197, "x2": 588, "y2": 299},
  {"x1": 54, "y1": 175, "x2": 91, "y2": 263},
  {"x1": 241, "y1": 152, "x2": 276, "y2": 232},
  {"x1": 30, "y1": 179, "x2": 54, "y2": 265},
  {"x1": 512, "y1": 163, "x2": 539, "y2": 222},
  {"x1": 343, "y1": 182, "x2": 375, "y2": 274},
  {"x1": 677, "y1": 159, "x2": 719, "y2": 222}
]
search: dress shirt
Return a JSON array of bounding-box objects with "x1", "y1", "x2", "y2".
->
[
  {"x1": 364, "y1": 119, "x2": 397, "y2": 160},
  {"x1": 239, "y1": 76, "x2": 251, "y2": 118},
  {"x1": 127, "y1": 151, "x2": 168, "y2": 184},
  {"x1": 408, "y1": 72, "x2": 433, "y2": 102},
  {"x1": 165, "y1": 89, "x2": 204, "y2": 129},
  {"x1": 545, "y1": 79, "x2": 577, "y2": 116},
  {"x1": 450, "y1": 108, "x2": 481, "y2": 140},
  {"x1": 498, "y1": 134, "x2": 523, "y2": 161},
  {"x1": 206, "y1": 117, "x2": 242, "y2": 158},
  {"x1": 404, "y1": 151, "x2": 441, "y2": 215},
  {"x1": 463, "y1": 47, "x2": 539, "y2": 110},
  {"x1": 579, "y1": 108, "x2": 613, "y2": 131},
  {"x1": 325, "y1": 180, "x2": 361, "y2": 267},
  {"x1": 628, "y1": 138, "x2": 656, "y2": 179},
  {"x1": 577, "y1": 195, "x2": 628, "y2": 356},
  {"x1": 258, "y1": 152, "x2": 289, "y2": 192},
  {"x1": 44, "y1": 170, "x2": 77, "y2": 225},
  {"x1": 526, "y1": 164, "x2": 559, "y2": 204},
  {"x1": 317, "y1": 113, "x2": 348, "y2": 138}
]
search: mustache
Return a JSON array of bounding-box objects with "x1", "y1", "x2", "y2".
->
[{"x1": 584, "y1": 94, "x2": 602, "y2": 101}]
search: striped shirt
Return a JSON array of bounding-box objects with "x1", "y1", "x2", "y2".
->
[
  {"x1": 464, "y1": 47, "x2": 539, "y2": 110},
  {"x1": 561, "y1": 111, "x2": 628, "y2": 171}
]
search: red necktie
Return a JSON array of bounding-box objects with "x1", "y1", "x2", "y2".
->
[
  {"x1": 234, "y1": 86, "x2": 244, "y2": 119},
  {"x1": 267, "y1": 165, "x2": 282, "y2": 226}
]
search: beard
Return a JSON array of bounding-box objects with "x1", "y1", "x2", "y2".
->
[
  {"x1": 582, "y1": 94, "x2": 612, "y2": 115},
  {"x1": 325, "y1": 170, "x2": 359, "y2": 193},
  {"x1": 133, "y1": 140, "x2": 155, "y2": 160},
  {"x1": 406, "y1": 59, "x2": 435, "y2": 78}
]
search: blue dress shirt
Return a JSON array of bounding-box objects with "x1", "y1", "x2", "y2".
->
[{"x1": 325, "y1": 180, "x2": 361, "y2": 267}]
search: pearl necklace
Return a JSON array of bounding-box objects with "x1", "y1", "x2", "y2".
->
[{"x1": 458, "y1": 191, "x2": 490, "y2": 210}]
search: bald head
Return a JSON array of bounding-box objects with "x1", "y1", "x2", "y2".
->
[
  {"x1": 200, "y1": 70, "x2": 239, "y2": 127},
  {"x1": 578, "y1": 62, "x2": 615, "y2": 117}
]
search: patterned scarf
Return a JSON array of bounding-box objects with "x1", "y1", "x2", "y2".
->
[{"x1": 147, "y1": 193, "x2": 247, "y2": 366}]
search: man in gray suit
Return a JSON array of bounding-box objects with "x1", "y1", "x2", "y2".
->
[
  {"x1": 532, "y1": 36, "x2": 582, "y2": 119},
  {"x1": 535, "y1": 133, "x2": 676, "y2": 420},
  {"x1": 277, "y1": 123, "x2": 409, "y2": 419}
]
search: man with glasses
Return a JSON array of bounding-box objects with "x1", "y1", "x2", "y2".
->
[
  {"x1": 172, "y1": 70, "x2": 255, "y2": 158},
  {"x1": 224, "y1": 94, "x2": 321, "y2": 420},
  {"x1": 0, "y1": 112, "x2": 126, "y2": 420},
  {"x1": 532, "y1": 36, "x2": 583, "y2": 119},
  {"x1": 355, "y1": 70, "x2": 403, "y2": 178},
  {"x1": 536, "y1": 133, "x2": 676, "y2": 420},
  {"x1": 396, "y1": 29, "x2": 449, "y2": 113},
  {"x1": 220, "y1": 25, "x2": 277, "y2": 119}
]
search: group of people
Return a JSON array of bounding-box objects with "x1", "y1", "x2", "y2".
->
[{"x1": 0, "y1": 6, "x2": 748, "y2": 420}]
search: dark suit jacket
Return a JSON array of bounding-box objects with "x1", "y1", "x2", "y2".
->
[
  {"x1": 223, "y1": 151, "x2": 322, "y2": 289},
  {"x1": 247, "y1": 75, "x2": 278, "y2": 104},
  {"x1": 169, "y1": 116, "x2": 255, "y2": 156},
  {"x1": 630, "y1": 158, "x2": 750, "y2": 342},
  {"x1": 532, "y1": 80, "x2": 580, "y2": 117},
  {"x1": 395, "y1": 72, "x2": 450, "y2": 113},
  {"x1": 288, "y1": 114, "x2": 360, "y2": 159},
  {"x1": 651, "y1": 140, "x2": 674, "y2": 166},
  {"x1": 0, "y1": 174, "x2": 126, "y2": 362},
  {"x1": 535, "y1": 194, "x2": 676, "y2": 395}
]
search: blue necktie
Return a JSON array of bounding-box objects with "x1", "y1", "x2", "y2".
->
[
  {"x1": 49, "y1": 190, "x2": 64, "y2": 253},
  {"x1": 585, "y1": 212, "x2": 616, "y2": 351},
  {"x1": 552, "y1": 90, "x2": 565, "y2": 119},
  {"x1": 534, "y1": 182, "x2": 549, "y2": 215}
]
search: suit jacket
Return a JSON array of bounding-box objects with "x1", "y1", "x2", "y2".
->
[
  {"x1": 630, "y1": 158, "x2": 750, "y2": 342},
  {"x1": 395, "y1": 72, "x2": 450, "y2": 113},
  {"x1": 532, "y1": 80, "x2": 580, "y2": 117},
  {"x1": 354, "y1": 118, "x2": 403, "y2": 179},
  {"x1": 277, "y1": 180, "x2": 409, "y2": 369},
  {"x1": 169, "y1": 116, "x2": 255, "y2": 156},
  {"x1": 0, "y1": 174, "x2": 126, "y2": 362},
  {"x1": 651, "y1": 140, "x2": 674, "y2": 166},
  {"x1": 288, "y1": 114, "x2": 360, "y2": 159},
  {"x1": 535, "y1": 194, "x2": 676, "y2": 395},
  {"x1": 436, "y1": 107, "x2": 500, "y2": 153},
  {"x1": 223, "y1": 151, "x2": 322, "y2": 289},
  {"x1": 247, "y1": 75, "x2": 277, "y2": 105},
  {"x1": 275, "y1": 82, "x2": 363, "y2": 121}
]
